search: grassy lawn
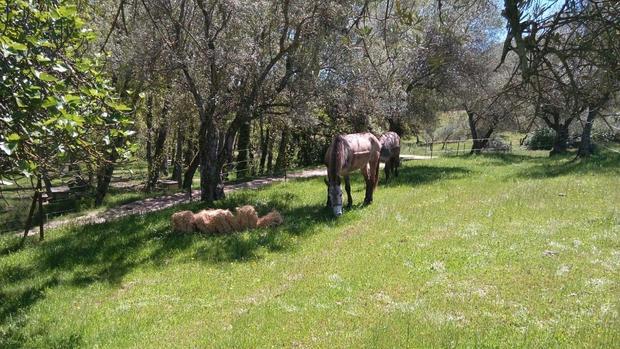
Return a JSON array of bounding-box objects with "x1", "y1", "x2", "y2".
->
[{"x1": 1, "y1": 150, "x2": 618, "y2": 348}]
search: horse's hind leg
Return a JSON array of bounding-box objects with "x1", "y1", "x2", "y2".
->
[
  {"x1": 362, "y1": 165, "x2": 372, "y2": 205},
  {"x1": 394, "y1": 157, "x2": 399, "y2": 177},
  {"x1": 394, "y1": 150, "x2": 400, "y2": 177},
  {"x1": 344, "y1": 175, "x2": 353, "y2": 208}
]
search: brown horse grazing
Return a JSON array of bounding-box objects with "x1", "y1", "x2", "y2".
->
[
  {"x1": 324, "y1": 133, "x2": 381, "y2": 216},
  {"x1": 379, "y1": 131, "x2": 401, "y2": 182}
]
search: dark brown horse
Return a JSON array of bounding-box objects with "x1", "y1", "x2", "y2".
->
[
  {"x1": 379, "y1": 131, "x2": 401, "y2": 181},
  {"x1": 324, "y1": 133, "x2": 381, "y2": 216}
]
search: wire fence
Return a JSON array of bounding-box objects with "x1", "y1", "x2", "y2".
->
[
  {"x1": 0, "y1": 150, "x2": 295, "y2": 235},
  {"x1": 0, "y1": 160, "x2": 152, "y2": 235},
  {"x1": 220, "y1": 148, "x2": 290, "y2": 183},
  {"x1": 401, "y1": 137, "x2": 515, "y2": 158}
]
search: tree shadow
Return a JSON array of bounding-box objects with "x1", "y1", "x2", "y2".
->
[
  {"x1": 381, "y1": 164, "x2": 471, "y2": 187},
  {"x1": 0, "y1": 161, "x2": 472, "y2": 343},
  {"x1": 516, "y1": 149, "x2": 620, "y2": 179}
]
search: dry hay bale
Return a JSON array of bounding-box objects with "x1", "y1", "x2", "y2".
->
[
  {"x1": 194, "y1": 209, "x2": 235, "y2": 234},
  {"x1": 235, "y1": 205, "x2": 258, "y2": 230},
  {"x1": 193, "y1": 210, "x2": 215, "y2": 233},
  {"x1": 211, "y1": 209, "x2": 234, "y2": 234},
  {"x1": 257, "y1": 210, "x2": 283, "y2": 228},
  {"x1": 194, "y1": 210, "x2": 224, "y2": 233},
  {"x1": 224, "y1": 211, "x2": 244, "y2": 231},
  {"x1": 171, "y1": 210, "x2": 195, "y2": 233}
]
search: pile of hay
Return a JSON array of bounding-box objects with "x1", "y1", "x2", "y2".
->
[
  {"x1": 170, "y1": 211, "x2": 195, "y2": 233},
  {"x1": 170, "y1": 205, "x2": 283, "y2": 234}
]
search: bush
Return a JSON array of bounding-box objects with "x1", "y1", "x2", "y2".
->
[{"x1": 525, "y1": 128, "x2": 555, "y2": 150}]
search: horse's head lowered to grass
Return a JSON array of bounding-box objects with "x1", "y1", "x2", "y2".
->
[
  {"x1": 324, "y1": 176, "x2": 343, "y2": 216},
  {"x1": 324, "y1": 133, "x2": 381, "y2": 217}
]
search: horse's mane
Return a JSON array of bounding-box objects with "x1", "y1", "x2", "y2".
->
[{"x1": 329, "y1": 135, "x2": 345, "y2": 182}]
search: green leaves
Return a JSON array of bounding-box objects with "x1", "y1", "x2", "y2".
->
[
  {"x1": 42, "y1": 96, "x2": 59, "y2": 109},
  {"x1": 6, "y1": 133, "x2": 20, "y2": 142},
  {"x1": 34, "y1": 70, "x2": 58, "y2": 82},
  {"x1": 0, "y1": 0, "x2": 133, "y2": 177}
]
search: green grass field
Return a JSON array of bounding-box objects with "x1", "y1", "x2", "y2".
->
[{"x1": 1, "y1": 149, "x2": 619, "y2": 348}]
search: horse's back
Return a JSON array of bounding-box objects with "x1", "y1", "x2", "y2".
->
[
  {"x1": 324, "y1": 133, "x2": 380, "y2": 175},
  {"x1": 343, "y1": 132, "x2": 380, "y2": 153}
]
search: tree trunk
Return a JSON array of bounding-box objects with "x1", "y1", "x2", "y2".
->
[
  {"x1": 41, "y1": 170, "x2": 53, "y2": 197},
  {"x1": 550, "y1": 123, "x2": 570, "y2": 156},
  {"x1": 182, "y1": 152, "x2": 199, "y2": 190},
  {"x1": 199, "y1": 120, "x2": 225, "y2": 202},
  {"x1": 259, "y1": 124, "x2": 269, "y2": 175},
  {"x1": 145, "y1": 95, "x2": 155, "y2": 190},
  {"x1": 267, "y1": 131, "x2": 275, "y2": 174},
  {"x1": 146, "y1": 102, "x2": 169, "y2": 191},
  {"x1": 467, "y1": 110, "x2": 483, "y2": 154},
  {"x1": 577, "y1": 106, "x2": 597, "y2": 157},
  {"x1": 470, "y1": 139, "x2": 489, "y2": 154},
  {"x1": 236, "y1": 120, "x2": 251, "y2": 178},
  {"x1": 172, "y1": 125, "x2": 184, "y2": 186},
  {"x1": 274, "y1": 128, "x2": 288, "y2": 174},
  {"x1": 95, "y1": 159, "x2": 115, "y2": 206}
]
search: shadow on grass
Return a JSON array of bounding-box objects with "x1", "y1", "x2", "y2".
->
[
  {"x1": 516, "y1": 149, "x2": 620, "y2": 179},
  {"x1": 381, "y1": 164, "x2": 471, "y2": 187},
  {"x1": 0, "y1": 161, "x2": 475, "y2": 344}
]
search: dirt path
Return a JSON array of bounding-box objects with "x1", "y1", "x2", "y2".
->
[
  {"x1": 24, "y1": 155, "x2": 431, "y2": 235},
  {"x1": 23, "y1": 167, "x2": 327, "y2": 235}
]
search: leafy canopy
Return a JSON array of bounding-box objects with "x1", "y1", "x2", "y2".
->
[{"x1": 0, "y1": 0, "x2": 132, "y2": 179}]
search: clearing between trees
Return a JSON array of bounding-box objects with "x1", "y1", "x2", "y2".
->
[{"x1": 1, "y1": 149, "x2": 619, "y2": 348}]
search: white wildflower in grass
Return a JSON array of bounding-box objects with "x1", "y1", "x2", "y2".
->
[
  {"x1": 328, "y1": 273, "x2": 343, "y2": 283},
  {"x1": 431, "y1": 260, "x2": 446, "y2": 272},
  {"x1": 556, "y1": 264, "x2": 571, "y2": 276},
  {"x1": 548, "y1": 240, "x2": 567, "y2": 251},
  {"x1": 586, "y1": 278, "x2": 613, "y2": 290}
]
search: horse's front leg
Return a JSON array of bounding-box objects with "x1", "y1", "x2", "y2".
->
[
  {"x1": 344, "y1": 175, "x2": 352, "y2": 208},
  {"x1": 384, "y1": 159, "x2": 391, "y2": 183}
]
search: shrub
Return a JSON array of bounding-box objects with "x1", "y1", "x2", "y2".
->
[{"x1": 525, "y1": 128, "x2": 555, "y2": 150}]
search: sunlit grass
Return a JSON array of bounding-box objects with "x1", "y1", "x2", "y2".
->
[{"x1": 1, "y1": 149, "x2": 619, "y2": 348}]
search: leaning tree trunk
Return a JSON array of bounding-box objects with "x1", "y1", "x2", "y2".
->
[
  {"x1": 577, "y1": 93, "x2": 609, "y2": 158},
  {"x1": 41, "y1": 169, "x2": 53, "y2": 197},
  {"x1": 577, "y1": 106, "x2": 597, "y2": 157},
  {"x1": 94, "y1": 133, "x2": 125, "y2": 206},
  {"x1": 183, "y1": 152, "x2": 199, "y2": 190}
]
